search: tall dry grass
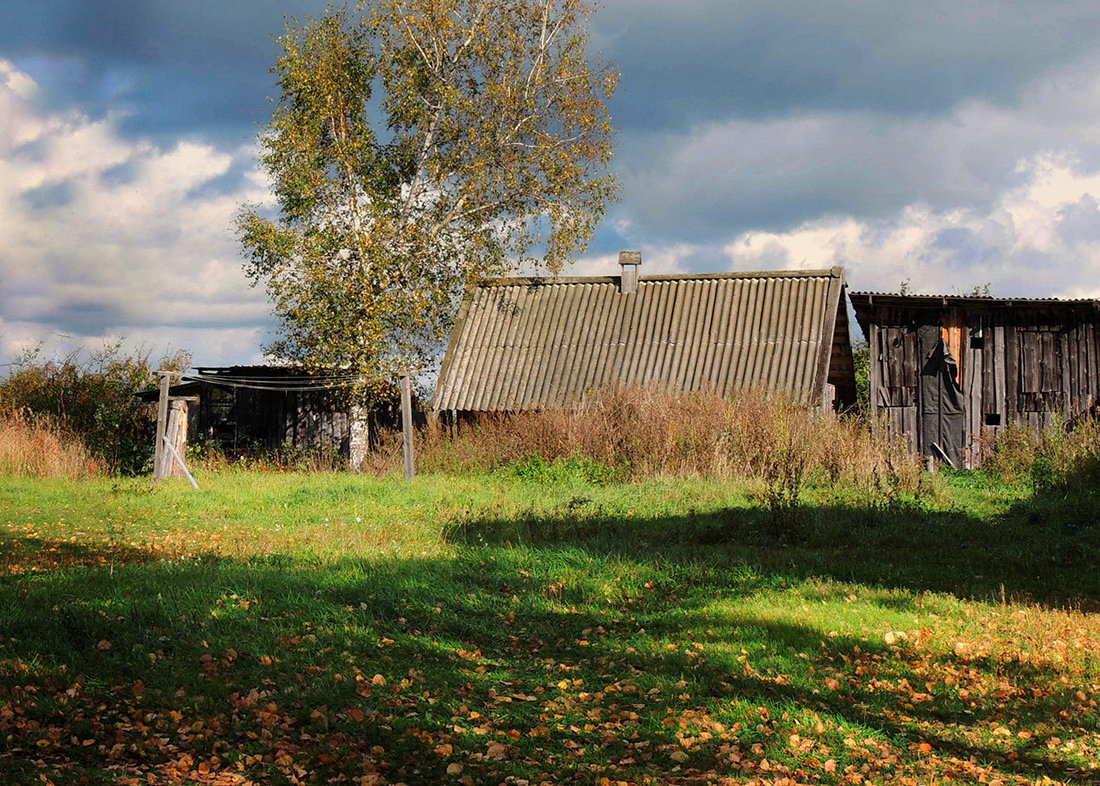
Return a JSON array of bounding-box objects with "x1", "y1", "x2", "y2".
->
[
  {"x1": 0, "y1": 409, "x2": 103, "y2": 479},
  {"x1": 387, "y1": 386, "x2": 921, "y2": 492},
  {"x1": 982, "y1": 413, "x2": 1100, "y2": 488}
]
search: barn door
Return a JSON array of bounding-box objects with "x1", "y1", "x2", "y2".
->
[{"x1": 918, "y1": 322, "x2": 965, "y2": 466}]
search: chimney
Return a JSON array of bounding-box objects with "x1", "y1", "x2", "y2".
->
[{"x1": 619, "y1": 250, "x2": 641, "y2": 294}]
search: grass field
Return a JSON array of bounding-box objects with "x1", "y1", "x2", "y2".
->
[{"x1": 1, "y1": 469, "x2": 1099, "y2": 784}]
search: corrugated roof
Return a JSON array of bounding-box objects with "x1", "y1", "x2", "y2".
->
[
  {"x1": 849, "y1": 291, "x2": 1100, "y2": 307},
  {"x1": 433, "y1": 267, "x2": 847, "y2": 411}
]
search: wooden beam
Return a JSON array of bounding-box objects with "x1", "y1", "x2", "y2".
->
[
  {"x1": 153, "y1": 372, "x2": 170, "y2": 482},
  {"x1": 162, "y1": 434, "x2": 199, "y2": 490}
]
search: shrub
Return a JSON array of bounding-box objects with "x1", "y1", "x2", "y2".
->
[
  {"x1": 0, "y1": 341, "x2": 189, "y2": 475},
  {"x1": 496, "y1": 452, "x2": 622, "y2": 485},
  {"x1": 852, "y1": 338, "x2": 870, "y2": 411}
]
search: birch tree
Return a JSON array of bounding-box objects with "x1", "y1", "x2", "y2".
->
[{"x1": 238, "y1": 1, "x2": 618, "y2": 391}]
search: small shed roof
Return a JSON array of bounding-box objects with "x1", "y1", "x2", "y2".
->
[
  {"x1": 849, "y1": 292, "x2": 1100, "y2": 308},
  {"x1": 848, "y1": 291, "x2": 1100, "y2": 334},
  {"x1": 433, "y1": 267, "x2": 849, "y2": 412}
]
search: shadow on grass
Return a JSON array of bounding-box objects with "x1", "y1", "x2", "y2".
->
[
  {"x1": 2, "y1": 472, "x2": 1099, "y2": 783},
  {"x1": 443, "y1": 486, "x2": 1100, "y2": 610},
  {"x1": 0, "y1": 532, "x2": 174, "y2": 573},
  {"x1": 1, "y1": 531, "x2": 1097, "y2": 783}
]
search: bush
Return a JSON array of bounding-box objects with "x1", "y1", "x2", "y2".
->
[{"x1": 0, "y1": 341, "x2": 190, "y2": 475}]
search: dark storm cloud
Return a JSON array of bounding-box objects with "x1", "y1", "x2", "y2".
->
[
  {"x1": 0, "y1": 0, "x2": 328, "y2": 142},
  {"x1": 614, "y1": 56, "x2": 1100, "y2": 246},
  {"x1": 931, "y1": 228, "x2": 1002, "y2": 267},
  {"x1": 5, "y1": 0, "x2": 1099, "y2": 144},
  {"x1": 34, "y1": 299, "x2": 121, "y2": 336},
  {"x1": 9, "y1": 282, "x2": 274, "y2": 335},
  {"x1": 597, "y1": 0, "x2": 1100, "y2": 131}
]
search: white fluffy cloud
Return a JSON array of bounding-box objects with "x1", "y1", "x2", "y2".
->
[
  {"x1": 722, "y1": 156, "x2": 1100, "y2": 301},
  {"x1": 0, "y1": 60, "x2": 273, "y2": 366},
  {"x1": 580, "y1": 150, "x2": 1100, "y2": 313}
]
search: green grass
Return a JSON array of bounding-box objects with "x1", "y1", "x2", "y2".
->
[{"x1": 1, "y1": 469, "x2": 1098, "y2": 784}]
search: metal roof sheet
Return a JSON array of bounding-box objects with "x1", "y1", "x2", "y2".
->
[
  {"x1": 433, "y1": 267, "x2": 846, "y2": 411},
  {"x1": 849, "y1": 291, "x2": 1100, "y2": 307}
]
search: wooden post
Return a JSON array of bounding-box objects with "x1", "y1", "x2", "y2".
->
[
  {"x1": 153, "y1": 372, "x2": 171, "y2": 482},
  {"x1": 401, "y1": 374, "x2": 414, "y2": 481}
]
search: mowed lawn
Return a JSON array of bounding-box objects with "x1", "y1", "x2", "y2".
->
[{"x1": 1, "y1": 470, "x2": 1099, "y2": 785}]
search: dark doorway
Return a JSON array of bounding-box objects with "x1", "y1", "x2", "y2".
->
[{"x1": 918, "y1": 323, "x2": 965, "y2": 467}]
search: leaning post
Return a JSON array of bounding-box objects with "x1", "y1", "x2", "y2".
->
[
  {"x1": 401, "y1": 373, "x2": 415, "y2": 481},
  {"x1": 153, "y1": 371, "x2": 171, "y2": 482}
]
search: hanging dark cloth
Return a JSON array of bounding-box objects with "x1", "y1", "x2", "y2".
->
[{"x1": 918, "y1": 323, "x2": 965, "y2": 466}]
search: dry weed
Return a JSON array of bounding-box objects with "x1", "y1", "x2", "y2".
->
[
  {"x1": 405, "y1": 386, "x2": 919, "y2": 490},
  {"x1": 0, "y1": 409, "x2": 104, "y2": 479}
]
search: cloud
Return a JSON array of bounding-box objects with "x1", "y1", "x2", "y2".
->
[
  {"x1": 573, "y1": 153, "x2": 1100, "y2": 317},
  {"x1": 0, "y1": 1, "x2": 332, "y2": 143},
  {"x1": 0, "y1": 60, "x2": 273, "y2": 367},
  {"x1": 9, "y1": 3, "x2": 1100, "y2": 367},
  {"x1": 721, "y1": 155, "x2": 1100, "y2": 301},
  {"x1": 7, "y1": 0, "x2": 1099, "y2": 146},
  {"x1": 613, "y1": 53, "x2": 1100, "y2": 244},
  {"x1": 596, "y1": 0, "x2": 1100, "y2": 131}
]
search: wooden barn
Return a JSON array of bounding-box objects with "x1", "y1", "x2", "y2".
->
[
  {"x1": 432, "y1": 256, "x2": 857, "y2": 415},
  {"x1": 849, "y1": 292, "x2": 1100, "y2": 468}
]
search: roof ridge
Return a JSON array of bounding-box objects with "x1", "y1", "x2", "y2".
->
[{"x1": 477, "y1": 267, "x2": 844, "y2": 287}]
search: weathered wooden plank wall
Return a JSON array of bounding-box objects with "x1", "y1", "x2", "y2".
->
[
  {"x1": 868, "y1": 311, "x2": 919, "y2": 454},
  {"x1": 855, "y1": 298, "x2": 1100, "y2": 468}
]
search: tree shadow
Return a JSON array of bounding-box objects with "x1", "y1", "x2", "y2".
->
[
  {"x1": 0, "y1": 531, "x2": 173, "y2": 573},
  {"x1": 443, "y1": 486, "x2": 1100, "y2": 610},
  {"x1": 3, "y1": 472, "x2": 1100, "y2": 783},
  {"x1": 3, "y1": 544, "x2": 1096, "y2": 784}
]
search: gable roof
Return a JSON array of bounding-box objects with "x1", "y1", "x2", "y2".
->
[{"x1": 433, "y1": 267, "x2": 850, "y2": 412}]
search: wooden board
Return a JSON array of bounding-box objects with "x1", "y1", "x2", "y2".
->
[
  {"x1": 941, "y1": 308, "x2": 965, "y2": 386},
  {"x1": 964, "y1": 314, "x2": 984, "y2": 468},
  {"x1": 876, "y1": 326, "x2": 917, "y2": 406},
  {"x1": 1001, "y1": 318, "x2": 1016, "y2": 423},
  {"x1": 886, "y1": 406, "x2": 919, "y2": 454}
]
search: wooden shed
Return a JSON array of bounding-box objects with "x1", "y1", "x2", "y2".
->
[
  {"x1": 849, "y1": 292, "x2": 1100, "y2": 468},
  {"x1": 137, "y1": 366, "x2": 403, "y2": 467},
  {"x1": 433, "y1": 258, "x2": 857, "y2": 414}
]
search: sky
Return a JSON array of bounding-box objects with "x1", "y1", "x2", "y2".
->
[{"x1": 3, "y1": 0, "x2": 1100, "y2": 368}]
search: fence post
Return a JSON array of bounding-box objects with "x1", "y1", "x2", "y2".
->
[
  {"x1": 153, "y1": 371, "x2": 171, "y2": 482},
  {"x1": 401, "y1": 374, "x2": 414, "y2": 481}
]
